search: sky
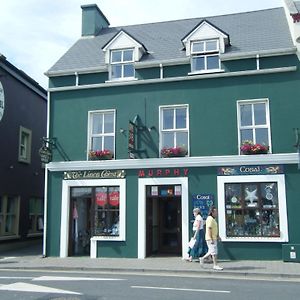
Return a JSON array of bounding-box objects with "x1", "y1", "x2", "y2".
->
[{"x1": 0, "y1": 0, "x2": 283, "y2": 89}]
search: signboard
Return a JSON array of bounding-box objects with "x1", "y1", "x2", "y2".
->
[
  {"x1": 218, "y1": 165, "x2": 283, "y2": 176},
  {"x1": 192, "y1": 194, "x2": 214, "y2": 220},
  {"x1": 64, "y1": 170, "x2": 126, "y2": 180},
  {"x1": 39, "y1": 146, "x2": 52, "y2": 163},
  {"x1": 109, "y1": 191, "x2": 119, "y2": 207},
  {"x1": 96, "y1": 192, "x2": 107, "y2": 207}
]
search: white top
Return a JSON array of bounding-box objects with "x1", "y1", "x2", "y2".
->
[{"x1": 193, "y1": 214, "x2": 203, "y2": 231}]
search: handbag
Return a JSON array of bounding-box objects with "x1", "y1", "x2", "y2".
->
[{"x1": 188, "y1": 237, "x2": 196, "y2": 249}]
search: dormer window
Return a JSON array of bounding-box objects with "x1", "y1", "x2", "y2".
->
[
  {"x1": 110, "y1": 48, "x2": 135, "y2": 80},
  {"x1": 191, "y1": 39, "x2": 220, "y2": 73}
]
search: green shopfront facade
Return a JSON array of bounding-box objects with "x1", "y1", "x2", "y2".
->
[{"x1": 45, "y1": 155, "x2": 299, "y2": 260}]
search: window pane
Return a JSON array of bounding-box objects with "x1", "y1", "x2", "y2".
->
[
  {"x1": 175, "y1": 108, "x2": 186, "y2": 129},
  {"x1": 7, "y1": 197, "x2": 15, "y2": 213},
  {"x1": 94, "y1": 186, "x2": 120, "y2": 236},
  {"x1": 254, "y1": 103, "x2": 266, "y2": 125},
  {"x1": 206, "y1": 55, "x2": 219, "y2": 69},
  {"x1": 91, "y1": 137, "x2": 102, "y2": 151},
  {"x1": 123, "y1": 50, "x2": 133, "y2": 62},
  {"x1": 92, "y1": 114, "x2": 103, "y2": 134},
  {"x1": 111, "y1": 51, "x2": 121, "y2": 63},
  {"x1": 123, "y1": 64, "x2": 134, "y2": 77},
  {"x1": 255, "y1": 128, "x2": 269, "y2": 145},
  {"x1": 163, "y1": 109, "x2": 174, "y2": 130},
  {"x1": 111, "y1": 65, "x2": 122, "y2": 79},
  {"x1": 240, "y1": 104, "x2": 252, "y2": 126},
  {"x1": 261, "y1": 182, "x2": 278, "y2": 208},
  {"x1": 103, "y1": 113, "x2": 114, "y2": 133},
  {"x1": 192, "y1": 56, "x2": 205, "y2": 71},
  {"x1": 240, "y1": 129, "x2": 253, "y2": 143},
  {"x1": 176, "y1": 132, "x2": 188, "y2": 148},
  {"x1": 192, "y1": 41, "x2": 204, "y2": 53},
  {"x1": 103, "y1": 136, "x2": 114, "y2": 152},
  {"x1": 162, "y1": 132, "x2": 174, "y2": 148},
  {"x1": 206, "y1": 40, "x2": 218, "y2": 51}
]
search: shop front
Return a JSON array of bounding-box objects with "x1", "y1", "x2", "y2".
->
[{"x1": 45, "y1": 157, "x2": 298, "y2": 261}]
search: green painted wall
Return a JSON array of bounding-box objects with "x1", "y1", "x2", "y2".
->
[
  {"x1": 46, "y1": 172, "x2": 63, "y2": 256},
  {"x1": 49, "y1": 62, "x2": 300, "y2": 162},
  {"x1": 49, "y1": 76, "x2": 76, "y2": 88},
  {"x1": 79, "y1": 73, "x2": 108, "y2": 85}
]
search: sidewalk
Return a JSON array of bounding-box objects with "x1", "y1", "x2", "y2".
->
[{"x1": 1, "y1": 244, "x2": 300, "y2": 280}]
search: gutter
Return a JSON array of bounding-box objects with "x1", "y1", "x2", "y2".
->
[{"x1": 47, "y1": 66, "x2": 297, "y2": 92}]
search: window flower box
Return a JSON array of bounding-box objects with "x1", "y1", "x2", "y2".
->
[
  {"x1": 89, "y1": 149, "x2": 114, "y2": 160},
  {"x1": 161, "y1": 146, "x2": 187, "y2": 158},
  {"x1": 240, "y1": 141, "x2": 269, "y2": 155}
]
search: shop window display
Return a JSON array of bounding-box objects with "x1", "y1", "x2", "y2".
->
[
  {"x1": 225, "y1": 182, "x2": 280, "y2": 238},
  {"x1": 94, "y1": 186, "x2": 120, "y2": 236}
]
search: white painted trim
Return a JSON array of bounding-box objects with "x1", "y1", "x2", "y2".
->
[
  {"x1": 159, "y1": 104, "x2": 190, "y2": 156},
  {"x1": 220, "y1": 47, "x2": 297, "y2": 61},
  {"x1": 47, "y1": 67, "x2": 297, "y2": 92},
  {"x1": 217, "y1": 174, "x2": 289, "y2": 242},
  {"x1": 47, "y1": 153, "x2": 299, "y2": 172},
  {"x1": 87, "y1": 109, "x2": 116, "y2": 160},
  {"x1": 46, "y1": 48, "x2": 296, "y2": 77},
  {"x1": 60, "y1": 178, "x2": 126, "y2": 258},
  {"x1": 137, "y1": 177, "x2": 189, "y2": 259},
  {"x1": 237, "y1": 98, "x2": 272, "y2": 154}
]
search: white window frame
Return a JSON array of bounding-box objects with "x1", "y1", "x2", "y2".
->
[
  {"x1": 159, "y1": 104, "x2": 189, "y2": 156},
  {"x1": 18, "y1": 126, "x2": 32, "y2": 163},
  {"x1": 190, "y1": 39, "x2": 220, "y2": 74},
  {"x1": 109, "y1": 48, "x2": 135, "y2": 81},
  {"x1": 87, "y1": 110, "x2": 116, "y2": 159},
  {"x1": 0, "y1": 195, "x2": 20, "y2": 240},
  {"x1": 237, "y1": 99, "x2": 272, "y2": 154},
  {"x1": 60, "y1": 179, "x2": 126, "y2": 258},
  {"x1": 217, "y1": 174, "x2": 288, "y2": 242}
]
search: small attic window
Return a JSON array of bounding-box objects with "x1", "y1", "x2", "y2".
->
[
  {"x1": 190, "y1": 39, "x2": 220, "y2": 73},
  {"x1": 110, "y1": 48, "x2": 135, "y2": 80}
]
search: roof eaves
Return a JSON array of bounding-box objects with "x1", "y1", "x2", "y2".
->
[{"x1": 101, "y1": 29, "x2": 148, "y2": 52}]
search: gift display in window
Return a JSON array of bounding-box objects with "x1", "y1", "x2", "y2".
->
[
  {"x1": 225, "y1": 184, "x2": 242, "y2": 208},
  {"x1": 224, "y1": 182, "x2": 280, "y2": 238}
]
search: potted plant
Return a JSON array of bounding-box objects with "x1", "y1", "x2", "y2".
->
[
  {"x1": 240, "y1": 140, "x2": 269, "y2": 155},
  {"x1": 161, "y1": 146, "x2": 188, "y2": 158},
  {"x1": 89, "y1": 149, "x2": 114, "y2": 160}
]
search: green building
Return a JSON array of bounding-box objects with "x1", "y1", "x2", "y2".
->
[{"x1": 44, "y1": 1, "x2": 300, "y2": 260}]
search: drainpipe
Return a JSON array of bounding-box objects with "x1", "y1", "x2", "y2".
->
[
  {"x1": 75, "y1": 72, "x2": 79, "y2": 86},
  {"x1": 160, "y1": 63, "x2": 163, "y2": 79},
  {"x1": 256, "y1": 54, "x2": 260, "y2": 70}
]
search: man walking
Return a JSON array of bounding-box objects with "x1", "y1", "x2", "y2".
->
[{"x1": 199, "y1": 206, "x2": 223, "y2": 270}]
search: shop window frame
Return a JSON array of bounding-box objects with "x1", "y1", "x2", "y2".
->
[
  {"x1": 60, "y1": 178, "x2": 126, "y2": 258},
  {"x1": 217, "y1": 174, "x2": 288, "y2": 242}
]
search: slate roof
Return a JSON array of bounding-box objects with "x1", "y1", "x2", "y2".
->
[{"x1": 47, "y1": 7, "x2": 294, "y2": 75}]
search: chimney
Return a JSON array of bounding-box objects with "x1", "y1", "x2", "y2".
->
[{"x1": 81, "y1": 4, "x2": 110, "y2": 37}]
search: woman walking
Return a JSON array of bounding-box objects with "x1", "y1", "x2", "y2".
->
[{"x1": 187, "y1": 208, "x2": 204, "y2": 261}]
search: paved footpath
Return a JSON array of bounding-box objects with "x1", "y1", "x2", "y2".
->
[{"x1": 1, "y1": 245, "x2": 300, "y2": 280}]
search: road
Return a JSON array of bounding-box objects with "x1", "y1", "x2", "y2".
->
[{"x1": 0, "y1": 269, "x2": 299, "y2": 299}]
